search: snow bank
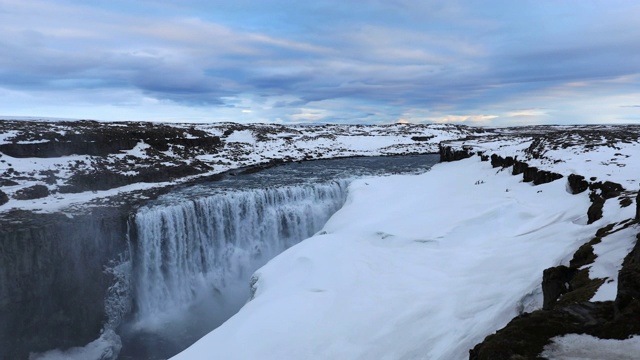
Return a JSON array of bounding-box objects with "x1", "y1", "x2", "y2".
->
[
  {"x1": 541, "y1": 334, "x2": 640, "y2": 360},
  {"x1": 172, "y1": 157, "x2": 597, "y2": 360}
]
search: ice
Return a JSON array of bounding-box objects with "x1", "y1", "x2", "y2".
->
[{"x1": 541, "y1": 334, "x2": 640, "y2": 360}]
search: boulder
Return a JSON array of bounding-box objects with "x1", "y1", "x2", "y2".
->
[
  {"x1": 13, "y1": 185, "x2": 49, "y2": 200},
  {"x1": 439, "y1": 145, "x2": 473, "y2": 162},
  {"x1": 512, "y1": 161, "x2": 528, "y2": 176},
  {"x1": 587, "y1": 194, "x2": 605, "y2": 224},
  {"x1": 567, "y1": 174, "x2": 589, "y2": 194},
  {"x1": 542, "y1": 266, "x2": 574, "y2": 310},
  {"x1": 614, "y1": 233, "x2": 640, "y2": 319},
  {"x1": 0, "y1": 190, "x2": 8, "y2": 206}
]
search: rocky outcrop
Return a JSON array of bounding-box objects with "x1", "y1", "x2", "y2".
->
[
  {"x1": 0, "y1": 209, "x2": 130, "y2": 360},
  {"x1": 0, "y1": 122, "x2": 222, "y2": 158},
  {"x1": 470, "y1": 223, "x2": 640, "y2": 360},
  {"x1": 542, "y1": 266, "x2": 574, "y2": 310},
  {"x1": 490, "y1": 154, "x2": 516, "y2": 168},
  {"x1": 614, "y1": 233, "x2": 640, "y2": 319},
  {"x1": 439, "y1": 144, "x2": 474, "y2": 162},
  {"x1": 484, "y1": 153, "x2": 564, "y2": 186},
  {"x1": 469, "y1": 302, "x2": 613, "y2": 360},
  {"x1": 637, "y1": 191, "x2": 640, "y2": 220},
  {"x1": 512, "y1": 161, "x2": 528, "y2": 176},
  {"x1": 587, "y1": 194, "x2": 605, "y2": 224},
  {"x1": 0, "y1": 190, "x2": 8, "y2": 206},
  {"x1": 568, "y1": 174, "x2": 589, "y2": 194},
  {"x1": 591, "y1": 181, "x2": 625, "y2": 199},
  {"x1": 13, "y1": 185, "x2": 50, "y2": 200}
]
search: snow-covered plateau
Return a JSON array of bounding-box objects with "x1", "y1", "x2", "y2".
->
[
  {"x1": 0, "y1": 120, "x2": 480, "y2": 214},
  {"x1": 1, "y1": 121, "x2": 640, "y2": 360}
]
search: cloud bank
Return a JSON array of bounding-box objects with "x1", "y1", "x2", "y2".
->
[{"x1": 0, "y1": 0, "x2": 639, "y2": 125}]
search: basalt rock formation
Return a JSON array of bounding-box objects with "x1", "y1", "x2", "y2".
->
[
  {"x1": 439, "y1": 144, "x2": 474, "y2": 162},
  {"x1": 0, "y1": 208, "x2": 130, "y2": 360}
]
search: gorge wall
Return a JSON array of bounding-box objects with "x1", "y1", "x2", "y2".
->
[{"x1": 0, "y1": 208, "x2": 130, "y2": 360}]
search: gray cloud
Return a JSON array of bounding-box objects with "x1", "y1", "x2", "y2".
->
[{"x1": 0, "y1": 0, "x2": 639, "y2": 124}]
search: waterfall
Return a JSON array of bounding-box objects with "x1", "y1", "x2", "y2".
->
[{"x1": 130, "y1": 180, "x2": 350, "y2": 328}]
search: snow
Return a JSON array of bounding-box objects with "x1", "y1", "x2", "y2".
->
[
  {"x1": 172, "y1": 157, "x2": 598, "y2": 360},
  {"x1": 541, "y1": 334, "x2": 640, "y2": 360},
  {"x1": 121, "y1": 141, "x2": 151, "y2": 157},
  {"x1": 225, "y1": 130, "x2": 256, "y2": 144},
  {"x1": 30, "y1": 330, "x2": 121, "y2": 360}
]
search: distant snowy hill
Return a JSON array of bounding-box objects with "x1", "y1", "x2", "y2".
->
[{"x1": 0, "y1": 120, "x2": 483, "y2": 214}]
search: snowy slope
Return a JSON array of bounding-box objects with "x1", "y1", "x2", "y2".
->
[
  {"x1": 173, "y1": 158, "x2": 597, "y2": 360},
  {"x1": 174, "y1": 125, "x2": 640, "y2": 360}
]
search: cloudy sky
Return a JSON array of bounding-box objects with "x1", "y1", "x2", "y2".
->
[{"x1": 1, "y1": 0, "x2": 639, "y2": 125}]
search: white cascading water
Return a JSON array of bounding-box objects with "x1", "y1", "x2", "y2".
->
[{"x1": 131, "y1": 180, "x2": 349, "y2": 328}]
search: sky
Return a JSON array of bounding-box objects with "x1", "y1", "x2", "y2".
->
[{"x1": 0, "y1": 0, "x2": 639, "y2": 126}]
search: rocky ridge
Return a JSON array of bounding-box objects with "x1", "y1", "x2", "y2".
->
[{"x1": 440, "y1": 125, "x2": 640, "y2": 359}]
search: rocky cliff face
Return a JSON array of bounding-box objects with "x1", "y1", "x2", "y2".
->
[{"x1": 0, "y1": 208, "x2": 130, "y2": 360}]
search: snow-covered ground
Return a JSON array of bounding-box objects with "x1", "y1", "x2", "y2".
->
[
  {"x1": 172, "y1": 126, "x2": 639, "y2": 360},
  {"x1": 0, "y1": 121, "x2": 481, "y2": 214}
]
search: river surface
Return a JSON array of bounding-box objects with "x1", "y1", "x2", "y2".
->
[{"x1": 115, "y1": 154, "x2": 439, "y2": 360}]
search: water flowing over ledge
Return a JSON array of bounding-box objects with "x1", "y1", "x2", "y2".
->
[{"x1": 133, "y1": 181, "x2": 349, "y2": 323}]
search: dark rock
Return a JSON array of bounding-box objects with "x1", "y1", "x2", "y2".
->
[
  {"x1": 512, "y1": 161, "x2": 528, "y2": 176},
  {"x1": 0, "y1": 139, "x2": 139, "y2": 158},
  {"x1": 587, "y1": 194, "x2": 605, "y2": 224},
  {"x1": 542, "y1": 266, "x2": 574, "y2": 310},
  {"x1": 567, "y1": 174, "x2": 589, "y2": 194},
  {"x1": 0, "y1": 179, "x2": 19, "y2": 186},
  {"x1": 522, "y1": 167, "x2": 538, "y2": 183},
  {"x1": 532, "y1": 170, "x2": 563, "y2": 185},
  {"x1": 0, "y1": 122, "x2": 221, "y2": 159},
  {"x1": 0, "y1": 209, "x2": 130, "y2": 360},
  {"x1": 439, "y1": 145, "x2": 473, "y2": 162},
  {"x1": 601, "y1": 181, "x2": 624, "y2": 199},
  {"x1": 590, "y1": 181, "x2": 625, "y2": 199},
  {"x1": 489, "y1": 154, "x2": 515, "y2": 168},
  {"x1": 620, "y1": 197, "x2": 633, "y2": 208},
  {"x1": 637, "y1": 191, "x2": 640, "y2": 220},
  {"x1": 0, "y1": 190, "x2": 8, "y2": 206},
  {"x1": 411, "y1": 136, "x2": 435, "y2": 141},
  {"x1": 490, "y1": 154, "x2": 501, "y2": 168},
  {"x1": 614, "y1": 233, "x2": 640, "y2": 319},
  {"x1": 59, "y1": 164, "x2": 202, "y2": 193},
  {"x1": 503, "y1": 156, "x2": 516, "y2": 168},
  {"x1": 13, "y1": 185, "x2": 49, "y2": 200}
]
